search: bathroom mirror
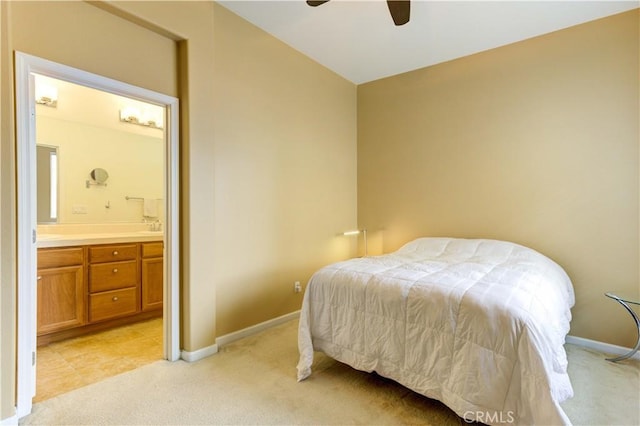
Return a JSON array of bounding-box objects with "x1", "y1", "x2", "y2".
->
[
  {"x1": 35, "y1": 75, "x2": 166, "y2": 224},
  {"x1": 35, "y1": 75, "x2": 164, "y2": 224},
  {"x1": 90, "y1": 167, "x2": 109, "y2": 184}
]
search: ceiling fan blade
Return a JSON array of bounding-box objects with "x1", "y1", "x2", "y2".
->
[
  {"x1": 387, "y1": 0, "x2": 410, "y2": 26},
  {"x1": 307, "y1": 0, "x2": 330, "y2": 6}
]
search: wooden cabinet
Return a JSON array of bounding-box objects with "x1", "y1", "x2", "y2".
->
[
  {"x1": 37, "y1": 247, "x2": 85, "y2": 335},
  {"x1": 141, "y1": 242, "x2": 163, "y2": 312},
  {"x1": 88, "y1": 244, "x2": 139, "y2": 322},
  {"x1": 37, "y1": 240, "x2": 163, "y2": 344}
]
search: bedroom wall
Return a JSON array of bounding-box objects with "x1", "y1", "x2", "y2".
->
[
  {"x1": 357, "y1": 10, "x2": 639, "y2": 348},
  {"x1": 212, "y1": 5, "x2": 357, "y2": 335}
]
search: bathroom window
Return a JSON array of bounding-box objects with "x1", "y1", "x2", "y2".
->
[
  {"x1": 36, "y1": 144, "x2": 59, "y2": 223},
  {"x1": 49, "y1": 150, "x2": 58, "y2": 220}
]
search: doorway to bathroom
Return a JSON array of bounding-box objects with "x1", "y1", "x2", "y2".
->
[
  {"x1": 33, "y1": 73, "x2": 166, "y2": 402},
  {"x1": 15, "y1": 52, "x2": 180, "y2": 417}
]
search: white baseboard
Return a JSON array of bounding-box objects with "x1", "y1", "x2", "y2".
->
[
  {"x1": 216, "y1": 310, "x2": 300, "y2": 348},
  {"x1": 0, "y1": 412, "x2": 18, "y2": 426},
  {"x1": 183, "y1": 314, "x2": 637, "y2": 365},
  {"x1": 180, "y1": 310, "x2": 300, "y2": 362},
  {"x1": 181, "y1": 343, "x2": 219, "y2": 363},
  {"x1": 566, "y1": 335, "x2": 640, "y2": 361}
]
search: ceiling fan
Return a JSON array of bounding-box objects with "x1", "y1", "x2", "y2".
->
[{"x1": 306, "y1": 0, "x2": 410, "y2": 26}]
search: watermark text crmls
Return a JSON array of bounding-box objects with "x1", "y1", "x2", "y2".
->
[{"x1": 463, "y1": 411, "x2": 515, "y2": 424}]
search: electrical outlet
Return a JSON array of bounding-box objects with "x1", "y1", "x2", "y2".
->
[
  {"x1": 294, "y1": 281, "x2": 302, "y2": 293},
  {"x1": 72, "y1": 204, "x2": 88, "y2": 214}
]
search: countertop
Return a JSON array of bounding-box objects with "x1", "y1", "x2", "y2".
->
[{"x1": 37, "y1": 231, "x2": 164, "y2": 248}]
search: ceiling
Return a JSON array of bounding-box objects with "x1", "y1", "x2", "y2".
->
[{"x1": 217, "y1": 0, "x2": 638, "y2": 84}]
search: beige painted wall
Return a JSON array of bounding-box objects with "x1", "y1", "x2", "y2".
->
[
  {"x1": 212, "y1": 5, "x2": 357, "y2": 335},
  {"x1": 358, "y1": 10, "x2": 639, "y2": 347}
]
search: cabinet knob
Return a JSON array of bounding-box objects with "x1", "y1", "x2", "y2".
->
[
  {"x1": 113, "y1": 250, "x2": 119, "y2": 256},
  {"x1": 37, "y1": 276, "x2": 42, "y2": 281},
  {"x1": 113, "y1": 268, "x2": 118, "y2": 273},
  {"x1": 112, "y1": 296, "x2": 119, "y2": 301}
]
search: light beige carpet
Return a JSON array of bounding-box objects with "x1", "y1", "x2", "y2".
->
[{"x1": 20, "y1": 319, "x2": 640, "y2": 425}]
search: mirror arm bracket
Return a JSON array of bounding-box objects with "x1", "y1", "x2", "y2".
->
[{"x1": 86, "y1": 180, "x2": 107, "y2": 189}]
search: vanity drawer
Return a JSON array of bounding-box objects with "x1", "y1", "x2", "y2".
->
[
  {"x1": 89, "y1": 260, "x2": 137, "y2": 293},
  {"x1": 38, "y1": 247, "x2": 84, "y2": 269},
  {"x1": 142, "y1": 242, "x2": 163, "y2": 258},
  {"x1": 89, "y1": 244, "x2": 137, "y2": 263},
  {"x1": 89, "y1": 288, "x2": 138, "y2": 322}
]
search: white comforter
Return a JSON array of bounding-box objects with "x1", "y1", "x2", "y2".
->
[{"x1": 297, "y1": 238, "x2": 575, "y2": 425}]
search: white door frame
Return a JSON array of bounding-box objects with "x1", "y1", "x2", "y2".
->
[{"x1": 14, "y1": 52, "x2": 181, "y2": 418}]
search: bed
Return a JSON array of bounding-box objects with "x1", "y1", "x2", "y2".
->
[{"x1": 297, "y1": 237, "x2": 575, "y2": 425}]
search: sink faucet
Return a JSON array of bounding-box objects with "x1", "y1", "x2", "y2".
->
[{"x1": 142, "y1": 217, "x2": 162, "y2": 232}]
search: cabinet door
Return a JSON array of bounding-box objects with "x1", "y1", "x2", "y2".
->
[
  {"x1": 141, "y1": 257, "x2": 163, "y2": 312},
  {"x1": 37, "y1": 265, "x2": 85, "y2": 335}
]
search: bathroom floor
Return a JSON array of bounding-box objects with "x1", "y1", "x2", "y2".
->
[{"x1": 35, "y1": 317, "x2": 163, "y2": 402}]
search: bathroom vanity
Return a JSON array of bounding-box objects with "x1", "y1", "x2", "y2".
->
[{"x1": 36, "y1": 227, "x2": 164, "y2": 346}]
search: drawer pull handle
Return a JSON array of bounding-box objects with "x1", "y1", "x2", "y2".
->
[
  {"x1": 112, "y1": 296, "x2": 119, "y2": 301},
  {"x1": 113, "y1": 268, "x2": 118, "y2": 273},
  {"x1": 113, "y1": 250, "x2": 119, "y2": 256},
  {"x1": 37, "y1": 276, "x2": 42, "y2": 281}
]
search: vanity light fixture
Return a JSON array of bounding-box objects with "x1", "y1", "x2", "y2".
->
[
  {"x1": 343, "y1": 229, "x2": 368, "y2": 257},
  {"x1": 35, "y1": 81, "x2": 58, "y2": 108},
  {"x1": 119, "y1": 106, "x2": 164, "y2": 129},
  {"x1": 119, "y1": 106, "x2": 141, "y2": 124}
]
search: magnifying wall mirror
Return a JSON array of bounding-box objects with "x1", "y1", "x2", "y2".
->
[{"x1": 90, "y1": 168, "x2": 109, "y2": 184}]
